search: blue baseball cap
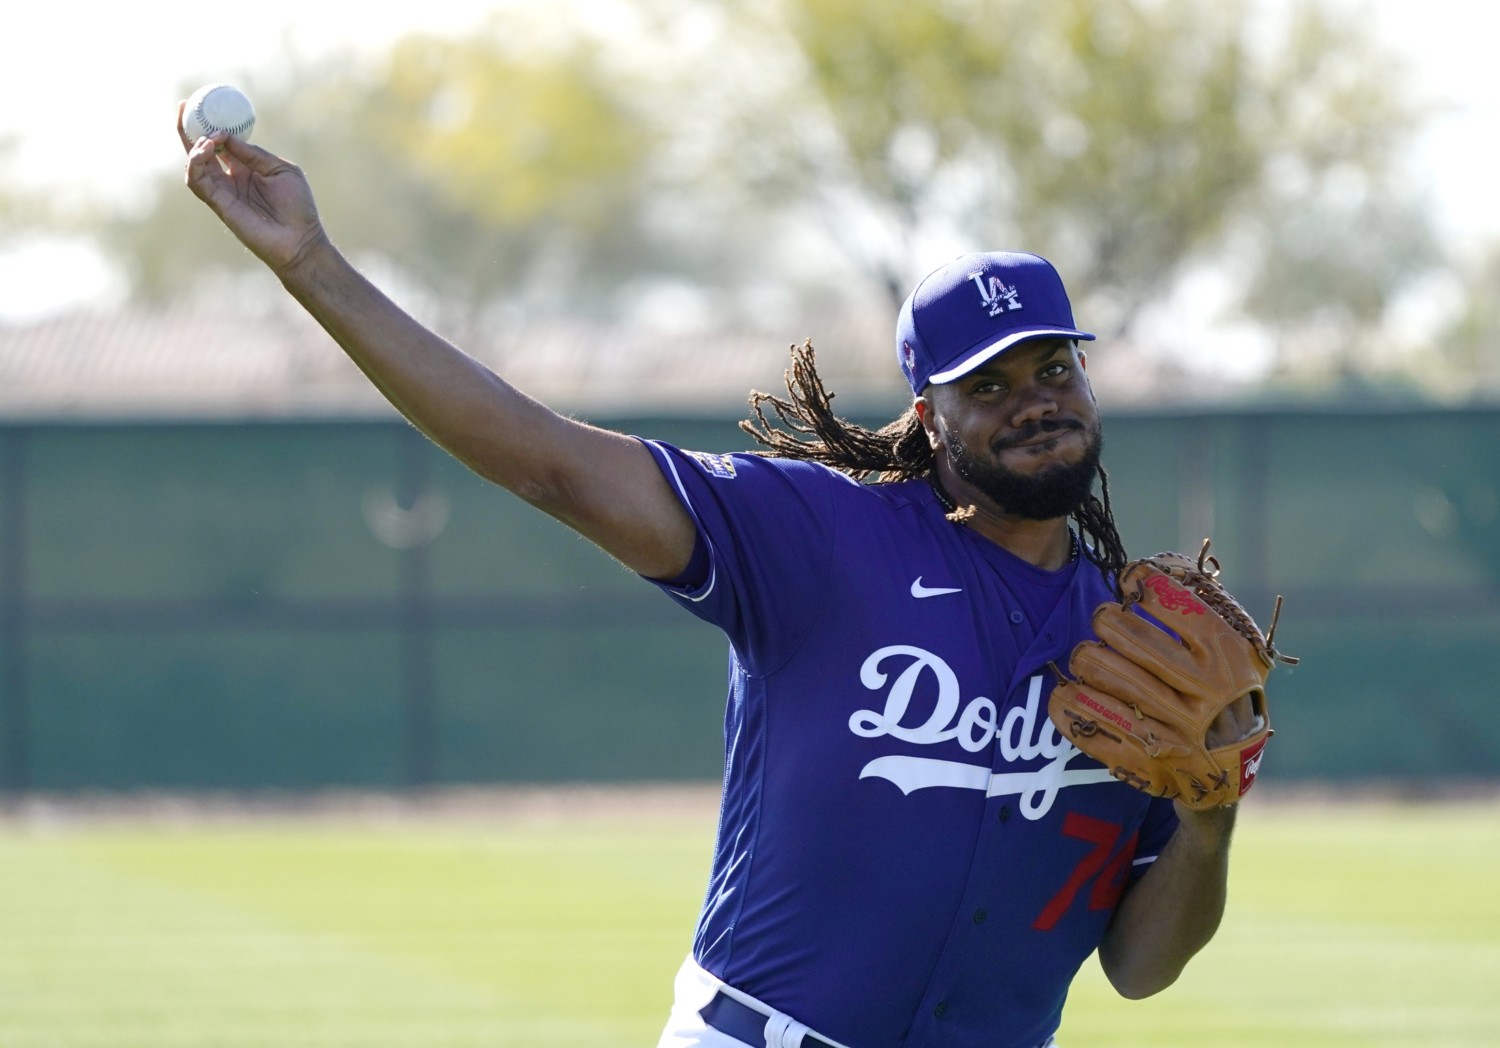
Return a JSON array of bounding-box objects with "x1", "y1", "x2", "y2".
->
[{"x1": 896, "y1": 251, "x2": 1095, "y2": 395}]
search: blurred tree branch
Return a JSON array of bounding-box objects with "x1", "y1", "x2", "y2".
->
[
  {"x1": 82, "y1": 0, "x2": 1491, "y2": 398},
  {"x1": 103, "y1": 23, "x2": 688, "y2": 338},
  {"x1": 694, "y1": 0, "x2": 1446, "y2": 349},
  {"x1": 0, "y1": 137, "x2": 51, "y2": 242}
]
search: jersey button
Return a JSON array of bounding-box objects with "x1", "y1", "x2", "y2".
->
[
  {"x1": 934, "y1": 1002, "x2": 950, "y2": 1019},
  {"x1": 1009, "y1": 610, "x2": 1024, "y2": 624},
  {"x1": 972, "y1": 908, "x2": 987, "y2": 924},
  {"x1": 997, "y1": 806, "x2": 1012, "y2": 823}
]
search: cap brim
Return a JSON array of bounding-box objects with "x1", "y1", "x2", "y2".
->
[{"x1": 926, "y1": 328, "x2": 1096, "y2": 386}]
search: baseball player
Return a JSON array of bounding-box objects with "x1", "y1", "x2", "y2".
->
[{"x1": 182, "y1": 120, "x2": 1255, "y2": 1048}]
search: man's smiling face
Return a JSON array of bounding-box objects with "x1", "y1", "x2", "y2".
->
[{"x1": 919, "y1": 338, "x2": 1101, "y2": 521}]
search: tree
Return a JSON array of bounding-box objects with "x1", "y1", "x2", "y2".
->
[
  {"x1": 677, "y1": 0, "x2": 1446, "y2": 371},
  {"x1": 0, "y1": 137, "x2": 48, "y2": 242},
  {"x1": 103, "y1": 23, "x2": 675, "y2": 335},
  {"x1": 94, "y1": 0, "x2": 1462, "y2": 396}
]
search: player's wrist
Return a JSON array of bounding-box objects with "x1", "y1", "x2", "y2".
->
[
  {"x1": 273, "y1": 227, "x2": 339, "y2": 289},
  {"x1": 1170, "y1": 800, "x2": 1238, "y2": 847}
]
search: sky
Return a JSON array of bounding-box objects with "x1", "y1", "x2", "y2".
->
[{"x1": 0, "y1": 0, "x2": 1496, "y2": 327}]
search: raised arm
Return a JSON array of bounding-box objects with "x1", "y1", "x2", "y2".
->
[{"x1": 180, "y1": 118, "x2": 696, "y2": 580}]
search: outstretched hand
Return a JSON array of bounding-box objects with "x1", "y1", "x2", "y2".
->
[{"x1": 178, "y1": 101, "x2": 327, "y2": 277}]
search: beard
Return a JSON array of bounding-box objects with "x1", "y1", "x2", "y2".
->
[{"x1": 948, "y1": 418, "x2": 1103, "y2": 521}]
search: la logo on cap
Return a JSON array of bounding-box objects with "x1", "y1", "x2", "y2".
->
[{"x1": 972, "y1": 274, "x2": 1023, "y2": 317}]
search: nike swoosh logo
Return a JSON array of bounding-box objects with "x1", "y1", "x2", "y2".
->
[{"x1": 911, "y1": 577, "x2": 963, "y2": 598}]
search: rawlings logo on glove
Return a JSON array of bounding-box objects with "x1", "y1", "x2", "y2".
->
[{"x1": 1048, "y1": 541, "x2": 1298, "y2": 810}]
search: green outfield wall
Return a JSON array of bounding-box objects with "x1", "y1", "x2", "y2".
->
[{"x1": 0, "y1": 408, "x2": 1494, "y2": 793}]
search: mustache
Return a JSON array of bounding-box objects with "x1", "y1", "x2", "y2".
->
[{"x1": 994, "y1": 418, "x2": 1086, "y2": 450}]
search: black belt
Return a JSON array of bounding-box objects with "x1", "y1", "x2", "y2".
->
[{"x1": 699, "y1": 991, "x2": 838, "y2": 1048}]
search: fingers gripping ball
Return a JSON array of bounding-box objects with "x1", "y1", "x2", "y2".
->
[
  {"x1": 183, "y1": 83, "x2": 255, "y2": 143},
  {"x1": 1047, "y1": 542, "x2": 1298, "y2": 810}
]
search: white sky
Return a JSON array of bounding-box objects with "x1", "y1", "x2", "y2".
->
[{"x1": 0, "y1": 0, "x2": 1495, "y2": 326}]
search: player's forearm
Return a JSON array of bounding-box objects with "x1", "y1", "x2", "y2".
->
[
  {"x1": 1096, "y1": 804, "x2": 1235, "y2": 999},
  {"x1": 277, "y1": 238, "x2": 565, "y2": 493},
  {"x1": 274, "y1": 238, "x2": 696, "y2": 577}
]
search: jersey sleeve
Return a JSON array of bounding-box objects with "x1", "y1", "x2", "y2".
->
[
  {"x1": 636, "y1": 439, "x2": 841, "y2": 676},
  {"x1": 1128, "y1": 796, "x2": 1181, "y2": 879}
]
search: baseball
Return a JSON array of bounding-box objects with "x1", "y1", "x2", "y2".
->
[{"x1": 182, "y1": 83, "x2": 255, "y2": 143}]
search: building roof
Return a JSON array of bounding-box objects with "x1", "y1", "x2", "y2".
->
[{"x1": 0, "y1": 301, "x2": 1202, "y2": 422}]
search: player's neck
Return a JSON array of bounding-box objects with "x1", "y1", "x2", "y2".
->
[
  {"x1": 974, "y1": 514, "x2": 1075, "y2": 570},
  {"x1": 930, "y1": 470, "x2": 1075, "y2": 570}
]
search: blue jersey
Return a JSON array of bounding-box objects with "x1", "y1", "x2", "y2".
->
[{"x1": 641, "y1": 440, "x2": 1178, "y2": 1048}]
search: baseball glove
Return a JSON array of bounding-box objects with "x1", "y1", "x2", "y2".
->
[{"x1": 1048, "y1": 541, "x2": 1297, "y2": 810}]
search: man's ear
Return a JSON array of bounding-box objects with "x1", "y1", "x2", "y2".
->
[
  {"x1": 1075, "y1": 348, "x2": 1098, "y2": 403},
  {"x1": 914, "y1": 397, "x2": 942, "y2": 450}
]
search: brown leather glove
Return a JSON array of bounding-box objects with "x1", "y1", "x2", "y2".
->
[{"x1": 1049, "y1": 543, "x2": 1297, "y2": 810}]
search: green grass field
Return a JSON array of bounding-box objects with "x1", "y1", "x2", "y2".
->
[{"x1": 0, "y1": 792, "x2": 1495, "y2": 1047}]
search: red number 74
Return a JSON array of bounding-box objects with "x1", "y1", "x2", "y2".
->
[{"x1": 1032, "y1": 812, "x2": 1139, "y2": 931}]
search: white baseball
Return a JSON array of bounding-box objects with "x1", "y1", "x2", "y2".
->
[{"x1": 182, "y1": 83, "x2": 256, "y2": 142}]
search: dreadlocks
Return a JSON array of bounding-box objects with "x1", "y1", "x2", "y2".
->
[
  {"x1": 739, "y1": 340, "x2": 1131, "y2": 593},
  {"x1": 740, "y1": 340, "x2": 933, "y2": 484}
]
